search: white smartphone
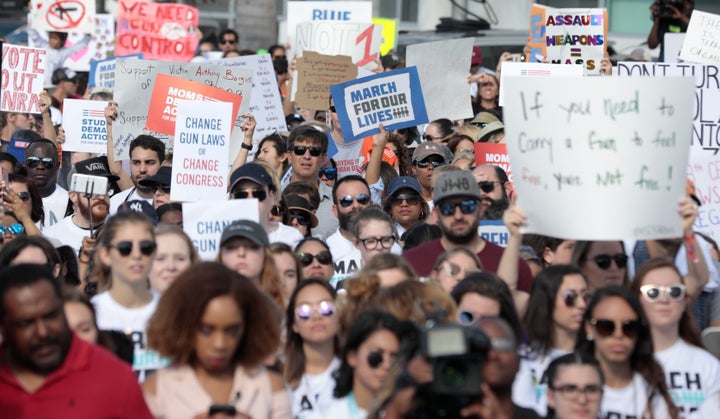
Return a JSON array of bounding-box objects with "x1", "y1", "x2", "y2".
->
[{"x1": 70, "y1": 174, "x2": 108, "y2": 196}]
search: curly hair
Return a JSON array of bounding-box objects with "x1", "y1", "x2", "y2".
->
[
  {"x1": 375, "y1": 280, "x2": 457, "y2": 325},
  {"x1": 147, "y1": 262, "x2": 280, "y2": 369},
  {"x1": 386, "y1": 133, "x2": 411, "y2": 176},
  {"x1": 337, "y1": 273, "x2": 382, "y2": 340}
]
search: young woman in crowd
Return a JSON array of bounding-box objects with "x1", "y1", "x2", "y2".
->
[
  {"x1": 283, "y1": 194, "x2": 318, "y2": 238},
  {"x1": 255, "y1": 132, "x2": 289, "y2": 176},
  {"x1": 0, "y1": 211, "x2": 27, "y2": 245},
  {"x1": 545, "y1": 352, "x2": 604, "y2": 419},
  {"x1": 422, "y1": 118, "x2": 453, "y2": 143},
  {"x1": 149, "y1": 223, "x2": 198, "y2": 294},
  {"x1": 284, "y1": 279, "x2": 341, "y2": 417},
  {"x1": 630, "y1": 258, "x2": 720, "y2": 415},
  {"x1": 295, "y1": 237, "x2": 334, "y2": 282},
  {"x1": 429, "y1": 247, "x2": 483, "y2": 293},
  {"x1": 513, "y1": 265, "x2": 590, "y2": 416},
  {"x1": 571, "y1": 241, "x2": 629, "y2": 293},
  {"x1": 352, "y1": 208, "x2": 398, "y2": 267},
  {"x1": 382, "y1": 176, "x2": 429, "y2": 239},
  {"x1": 523, "y1": 234, "x2": 576, "y2": 268},
  {"x1": 324, "y1": 310, "x2": 404, "y2": 418},
  {"x1": 7, "y1": 173, "x2": 44, "y2": 232},
  {"x1": 576, "y1": 285, "x2": 678, "y2": 418},
  {"x1": 217, "y1": 219, "x2": 285, "y2": 308},
  {"x1": 143, "y1": 262, "x2": 290, "y2": 418},
  {"x1": 0, "y1": 235, "x2": 61, "y2": 274},
  {"x1": 270, "y1": 242, "x2": 302, "y2": 304},
  {"x1": 472, "y1": 73, "x2": 501, "y2": 116}
]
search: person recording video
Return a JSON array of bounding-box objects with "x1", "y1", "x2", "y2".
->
[{"x1": 647, "y1": 0, "x2": 694, "y2": 62}]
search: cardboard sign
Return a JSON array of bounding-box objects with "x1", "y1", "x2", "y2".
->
[
  {"x1": 664, "y1": 33, "x2": 686, "y2": 63},
  {"x1": 680, "y1": 10, "x2": 720, "y2": 64},
  {"x1": 503, "y1": 76, "x2": 694, "y2": 240},
  {"x1": 330, "y1": 67, "x2": 428, "y2": 142},
  {"x1": 146, "y1": 74, "x2": 242, "y2": 135},
  {"x1": 183, "y1": 200, "x2": 259, "y2": 261},
  {"x1": 116, "y1": 0, "x2": 199, "y2": 62},
  {"x1": 528, "y1": 4, "x2": 607, "y2": 75},
  {"x1": 62, "y1": 99, "x2": 108, "y2": 153},
  {"x1": 475, "y1": 143, "x2": 513, "y2": 182},
  {"x1": 1, "y1": 44, "x2": 47, "y2": 113},
  {"x1": 618, "y1": 62, "x2": 720, "y2": 240},
  {"x1": 28, "y1": 0, "x2": 96, "y2": 33},
  {"x1": 286, "y1": 1, "x2": 372, "y2": 52},
  {"x1": 88, "y1": 53, "x2": 142, "y2": 88},
  {"x1": 171, "y1": 100, "x2": 232, "y2": 202},
  {"x1": 499, "y1": 62, "x2": 583, "y2": 106},
  {"x1": 296, "y1": 51, "x2": 357, "y2": 110},
  {"x1": 406, "y1": 37, "x2": 475, "y2": 121}
]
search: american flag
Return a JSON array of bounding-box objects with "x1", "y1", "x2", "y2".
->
[
  {"x1": 521, "y1": 69, "x2": 552, "y2": 76},
  {"x1": 83, "y1": 110, "x2": 105, "y2": 118}
]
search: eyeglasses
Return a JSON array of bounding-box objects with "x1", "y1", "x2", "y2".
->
[
  {"x1": 0, "y1": 224, "x2": 24, "y2": 236},
  {"x1": 232, "y1": 188, "x2": 267, "y2": 201},
  {"x1": 563, "y1": 289, "x2": 589, "y2": 308},
  {"x1": 292, "y1": 146, "x2": 323, "y2": 157},
  {"x1": 366, "y1": 350, "x2": 395, "y2": 369},
  {"x1": 359, "y1": 235, "x2": 396, "y2": 250},
  {"x1": 152, "y1": 184, "x2": 171, "y2": 194},
  {"x1": 16, "y1": 192, "x2": 31, "y2": 201},
  {"x1": 298, "y1": 251, "x2": 332, "y2": 267},
  {"x1": 640, "y1": 284, "x2": 686, "y2": 302},
  {"x1": 295, "y1": 300, "x2": 335, "y2": 320},
  {"x1": 590, "y1": 318, "x2": 640, "y2": 339},
  {"x1": 220, "y1": 39, "x2": 237, "y2": 45},
  {"x1": 550, "y1": 384, "x2": 603, "y2": 401},
  {"x1": 414, "y1": 159, "x2": 442, "y2": 169},
  {"x1": 25, "y1": 157, "x2": 55, "y2": 169},
  {"x1": 478, "y1": 181, "x2": 502, "y2": 193},
  {"x1": 391, "y1": 194, "x2": 422, "y2": 205},
  {"x1": 319, "y1": 168, "x2": 337, "y2": 180},
  {"x1": 108, "y1": 240, "x2": 156, "y2": 257},
  {"x1": 438, "y1": 200, "x2": 478, "y2": 216},
  {"x1": 592, "y1": 253, "x2": 628, "y2": 270},
  {"x1": 422, "y1": 135, "x2": 441, "y2": 142},
  {"x1": 338, "y1": 193, "x2": 370, "y2": 208},
  {"x1": 287, "y1": 211, "x2": 311, "y2": 227}
]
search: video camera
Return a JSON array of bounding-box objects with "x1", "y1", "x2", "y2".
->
[{"x1": 654, "y1": 0, "x2": 685, "y2": 20}]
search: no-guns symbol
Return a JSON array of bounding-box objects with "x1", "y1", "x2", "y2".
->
[{"x1": 45, "y1": 0, "x2": 86, "y2": 30}]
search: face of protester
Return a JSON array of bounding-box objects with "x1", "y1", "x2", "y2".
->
[
  {"x1": 273, "y1": 251, "x2": 299, "y2": 302},
  {"x1": 8, "y1": 181, "x2": 33, "y2": 221},
  {"x1": 581, "y1": 241, "x2": 626, "y2": 292},
  {"x1": 63, "y1": 301, "x2": 99, "y2": 344},
  {"x1": 355, "y1": 219, "x2": 395, "y2": 264},
  {"x1": 290, "y1": 138, "x2": 326, "y2": 181},
  {"x1": 194, "y1": 295, "x2": 244, "y2": 374},
  {"x1": 473, "y1": 165, "x2": 509, "y2": 220},
  {"x1": 296, "y1": 240, "x2": 333, "y2": 281},
  {"x1": 544, "y1": 240, "x2": 576, "y2": 266},
  {"x1": 220, "y1": 237, "x2": 265, "y2": 285},
  {"x1": 477, "y1": 320, "x2": 518, "y2": 390},
  {"x1": 25, "y1": 143, "x2": 59, "y2": 192},
  {"x1": 389, "y1": 189, "x2": 423, "y2": 230},
  {"x1": 585, "y1": 296, "x2": 638, "y2": 366},
  {"x1": 10, "y1": 112, "x2": 35, "y2": 130},
  {"x1": 479, "y1": 77, "x2": 499, "y2": 103},
  {"x1": 455, "y1": 139, "x2": 475, "y2": 156},
  {"x1": 292, "y1": 284, "x2": 338, "y2": 345},
  {"x1": 71, "y1": 191, "x2": 110, "y2": 224},
  {"x1": 553, "y1": 274, "x2": 589, "y2": 337},
  {"x1": 159, "y1": 209, "x2": 183, "y2": 227},
  {"x1": 423, "y1": 123, "x2": 445, "y2": 143},
  {"x1": 637, "y1": 267, "x2": 685, "y2": 333},
  {"x1": 153, "y1": 185, "x2": 171, "y2": 209},
  {"x1": 547, "y1": 364, "x2": 603, "y2": 419},
  {"x1": 433, "y1": 251, "x2": 481, "y2": 293},
  {"x1": 0, "y1": 280, "x2": 71, "y2": 374},
  {"x1": 130, "y1": 147, "x2": 161, "y2": 194},
  {"x1": 256, "y1": 142, "x2": 286, "y2": 175},
  {"x1": 48, "y1": 32, "x2": 65, "y2": 49},
  {"x1": 348, "y1": 328, "x2": 399, "y2": 394},
  {"x1": 1, "y1": 213, "x2": 23, "y2": 244},
  {"x1": 412, "y1": 156, "x2": 443, "y2": 191},
  {"x1": 333, "y1": 180, "x2": 371, "y2": 232},
  {"x1": 435, "y1": 197, "x2": 482, "y2": 245},
  {"x1": 231, "y1": 180, "x2": 275, "y2": 225},
  {"x1": 149, "y1": 233, "x2": 193, "y2": 294},
  {"x1": 219, "y1": 33, "x2": 239, "y2": 52},
  {"x1": 99, "y1": 222, "x2": 155, "y2": 286},
  {"x1": 319, "y1": 160, "x2": 336, "y2": 188}
]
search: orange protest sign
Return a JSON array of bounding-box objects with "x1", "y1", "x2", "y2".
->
[
  {"x1": 145, "y1": 73, "x2": 242, "y2": 135},
  {"x1": 475, "y1": 142, "x2": 513, "y2": 182}
]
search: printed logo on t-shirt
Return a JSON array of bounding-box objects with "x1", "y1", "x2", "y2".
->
[
  {"x1": 667, "y1": 370, "x2": 704, "y2": 415},
  {"x1": 128, "y1": 330, "x2": 169, "y2": 382}
]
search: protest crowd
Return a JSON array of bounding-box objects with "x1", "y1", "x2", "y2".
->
[{"x1": 2, "y1": 0, "x2": 720, "y2": 418}]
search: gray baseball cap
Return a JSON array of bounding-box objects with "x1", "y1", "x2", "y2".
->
[
  {"x1": 433, "y1": 171, "x2": 482, "y2": 203},
  {"x1": 220, "y1": 219, "x2": 269, "y2": 247}
]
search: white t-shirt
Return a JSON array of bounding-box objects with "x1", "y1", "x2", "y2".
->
[
  {"x1": 326, "y1": 229, "x2": 362, "y2": 287},
  {"x1": 91, "y1": 291, "x2": 167, "y2": 381},
  {"x1": 269, "y1": 222, "x2": 304, "y2": 248},
  {"x1": 292, "y1": 357, "x2": 340, "y2": 418},
  {"x1": 601, "y1": 372, "x2": 671, "y2": 419},
  {"x1": 109, "y1": 187, "x2": 153, "y2": 215},
  {"x1": 655, "y1": 339, "x2": 720, "y2": 418},
  {"x1": 320, "y1": 394, "x2": 366, "y2": 419},
  {"x1": 512, "y1": 346, "x2": 570, "y2": 416},
  {"x1": 42, "y1": 185, "x2": 69, "y2": 228},
  {"x1": 42, "y1": 215, "x2": 99, "y2": 255},
  {"x1": 332, "y1": 139, "x2": 365, "y2": 179}
]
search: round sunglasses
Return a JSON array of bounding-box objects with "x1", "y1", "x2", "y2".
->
[
  {"x1": 639, "y1": 284, "x2": 686, "y2": 302},
  {"x1": 295, "y1": 300, "x2": 335, "y2": 321},
  {"x1": 590, "y1": 318, "x2": 640, "y2": 339},
  {"x1": 562, "y1": 289, "x2": 590, "y2": 308},
  {"x1": 108, "y1": 240, "x2": 156, "y2": 257}
]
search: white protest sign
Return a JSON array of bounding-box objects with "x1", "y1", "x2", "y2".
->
[
  {"x1": 61, "y1": 99, "x2": 108, "y2": 153},
  {"x1": 664, "y1": 33, "x2": 686, "y2": 63},
  {"x1": 29, "y1": 0, "x2": 96, "y2": 34},
  {"x1": 499, "y1": 62, "x2": 583, "y2": 106},
  {"x1": 405, "y1": 37, "x2": 474, "y2": 122},
  {"x1": 680, "y1": 10, "x2": 720, "y2": 64},
  {"x1": 285, "y1": 1, "x2": 372, "y2": 52},
  {"x1": 183, "y1": 200, "x2": 259, "y2": 261},
  {"x1": 1, "y1": 44, "x2": 47, "y2": 113},
  {"x1": 617, "y1": 62, "x2": 720, "y2": 240},
  {"x1": 89, "y1": 53, "x2": 142, "y2": 88},
  {"x1": 113, "y1": 59, "x2": 253, "y2": 161},
  {"x1": 503, "y1": 76, "x2": 694, "y2": 240},
  {"x1": 172, "y1": 100, "x2": 232, "y2": 202}
]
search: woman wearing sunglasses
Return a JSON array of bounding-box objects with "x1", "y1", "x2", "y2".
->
[
  {"x1": 284, "y1": 279, "x2": 340, "y2": 417},
  {"x1": 545, "y1": 352, "x2": 604, "y2": 419},
  {"x1": 143, "y1": 262, "x2": 290, "y2": 418},
  {"x1": 323, "y1": 310, "x2": 403, "y2": 418},
  {"x1": 283, "y1": 194, "x2": 319, "y2": 238},
  {"x1": 0, "y1": 211, "x2": 27, "y2": 245},
  {"x1": 382, "y1": 176, "x2": 429, "y2": 239},
  {"x1": 319, "y1": 159, "x2": 337, "y2": 188},
  {"x1": 513, "y1": 265, "x2": 589, "y2": 416},
  {"x1": 7, "y1": 173, "x2": 44, "y2": 232},
  {"x1": 576, "y1": 285, "x2": 678, "y2": 418},
  {"x1": 630, "y1": 258, "x2": 720, "y2": 416},
  {"x1": 295, "y1": 238, "x2": 335, "y2": 282},
  {"x1": 571, "y1": 241, "x2": 629, "y2": 293},
  {"x1": 89, "y1": 211, "x2": 162, "y2": 381}
]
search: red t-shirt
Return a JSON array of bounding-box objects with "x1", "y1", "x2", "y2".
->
[{"x1": 0, "y1": 333, "x2": 152, "y2": 419}]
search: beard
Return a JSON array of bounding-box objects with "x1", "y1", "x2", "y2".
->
[
  {"x1": 338, "y1": 207, "x2": 361, "y2": 232},
  {"x1": 17, "y1": 328, "x2": 71, "y2": 374},
  {"x1": 482, "y1": 191, "x2": 510, "y2": 220},
  {"x1": 443, "y1": 224, "x2": 478, "y2": 244},
  {"x1": 78, "y1": 196, "x2": 109, "y2": 223}
]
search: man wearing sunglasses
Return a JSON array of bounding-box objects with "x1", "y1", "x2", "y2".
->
[
  {"x1": 24, "y1": 139, "x2": 67, "y2": 228},
  {"x1": 411, "y1": 142, "x2": 446, "y2": 211},
  {"x1": 404, "y1": 171, "x2": 533, "y2": 294},
  {"x1": 218, "y1": 29, "x2": 239, "y2": 53},
  {"x1": 472, "y1": 165, "x2": 512, "y2": 220}
]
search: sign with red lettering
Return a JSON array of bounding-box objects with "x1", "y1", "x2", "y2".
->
[
  {"x1": 1, "y1": 43, "x2": 47, "y2": 114},
  {"x1": 29, "y1": 0, "x2": 95, "y2": 33},
  {"x1": 116, "y1": 0, "x2": 199, "y2": 62},
  {"x1": 475, "y1": 143, "x2": 513, "y2": 182},
  {"x1": 146, "y1": 74, "x2": 242, "y2": 135},
  {"x1": 295, "y1": 21, "x2": 382, "y2": 69}
]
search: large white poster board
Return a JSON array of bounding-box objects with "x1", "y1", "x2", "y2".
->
[
  {"x1": 680, "y1": 10, "x2": 720, "y2": 64},
  {"x1": 183, "y1": 200, "x2": 259, "y2": 261},
  {"x1": 503, "y1": 76, "x2": 694, "y2": 240}
]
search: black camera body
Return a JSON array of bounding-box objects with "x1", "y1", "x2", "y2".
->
[{"x1": 655, "y1": 0, "x2": 684, "y2": 20}]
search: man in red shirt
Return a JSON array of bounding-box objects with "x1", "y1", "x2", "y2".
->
[{"x1": 0, "y1": 264, "x2": 152, "y2": 418}]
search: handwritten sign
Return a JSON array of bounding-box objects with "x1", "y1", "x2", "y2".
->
[
  {"x1": 62, "y1": 99, "x2": 108, "y2": 153},
  {"x1": 296, "y1": 51, "x2": 357, "y2": 110},
  {"x1": 183, "y1": 200, "x2": 259, "y2": 260},
  {"x1": 680, "y1": 10, "x2": 720, "y2": 64},
  {"x1": 475, "y1": 143, "x2": 513, "y2": 182},
  {"x1": 116, "y1": 0, "x2": 199, "y2": 62},
  {"x1": 498, "y1": 62, "x2": 583, "y2": 106},
  {"x1": 112, "y1": 59, "x2": 253, "y2": 160},
  {"x1": 29, "y1": 0, "x2": 95, "y2": 33},
  {"x1": 528, "y1": 4, "x2": 607, "y2": 75},
  {"x1": 503, "y1": 76, "x2": 694, "y2": 240},
  {"x1": 330, "y1": 67, "x2": 428, "y2": 142},
  {"x1": 171, "y1": 100, "x2": 231, "y2": 202},
  {"x1": 406, "y1": 37, "x2": 474, "y2": 121},
  {"x1": 285, "y1": 1, "x2": 372, "y2": 52},
  {"x1": 146, "y1": 74, "x2": 241, "y2": 135},
  {"x1": 1, "y1": 44, "x2": 47, "y2": 113},
  {"x1": 89, "y1": 53, "x2": 142, "y2": 88},
  {"x1": 618, "y1": 62, "x2": 720, "y2": 240}
]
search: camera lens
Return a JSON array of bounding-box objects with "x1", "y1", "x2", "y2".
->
[{"x1": 439, "y1": 360, "x2": 468, "y2": 389}]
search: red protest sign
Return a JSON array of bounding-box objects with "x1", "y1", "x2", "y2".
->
[
  {"x1": 146, "y1": 73, "x2": 242, "y2": 135},
  {"x1": 1, "y1": 44, "x2": 47, "y2": 113},
  {"x1": 116, "y1": 0, "x2": 199, "y2": 62},
  {"x1": 475, "y1": 142, "x2": 513, "y2": 182}
]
